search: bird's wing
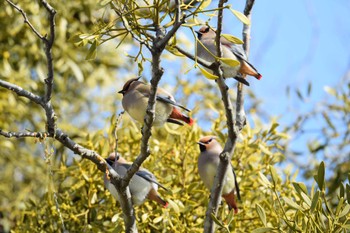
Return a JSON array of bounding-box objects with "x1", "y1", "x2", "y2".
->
[
  {"x1": 118, "y1": 163, "x2": 169, "y2": 191},
  {"x1": 156, "y1": 95, "x2": 191, "y2": 112},
  {"x1": 136, "y1": 84, "x2": 190, "y2": 112},
  {"x1": 231, "y1": 164, "x2": 241, "y2": 201},
  {"x1": 229, "y1": 44, "x2": 248, "y2": 61}
]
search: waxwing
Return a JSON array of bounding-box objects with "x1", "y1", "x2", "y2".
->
[
  {"x1": 197, "y1": 136, "x2": 241, "y2": 213},
  {"x1": 104, "y1": 153, "x2": 168, "y2": 207},
  {"x1": 196, "y1": 26, "x2": 262, "y2": 86},
  {"x1": 118, "y1": 77, "x2": 194, "y2": 126}
]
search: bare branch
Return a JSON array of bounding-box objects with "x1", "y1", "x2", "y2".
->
[
  {"x1": 174, "y1": 45, "x2": 213, "y2": 69},
  {"x1": 40, "y1": 0, "x2": 56, "y2": 104},
  {"x1": 0, "y1": 79, "x2": 43, "y2": 105},
  {"x1": 0, "y1": 129, "x2": 47, "y2": 139},
  {"x1": 236, "y1": 0, "x2": 255, "y2": 130}
]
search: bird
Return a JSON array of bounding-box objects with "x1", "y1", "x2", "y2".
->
[
  {"x1": 118, "y1": 77, "x2": 194, "y2": 126},
  {"x1": 197, "y1": 136, "x2": 241, "y2": 213},
  {"x1": 104, "y1": 153, "x2": 168, "y2": 207},
  {"x1": 195, "y1": 26, "x2": 262, "y2": 86}
]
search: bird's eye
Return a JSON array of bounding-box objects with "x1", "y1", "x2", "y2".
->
[
  {"x1": 204, "y1": 27, "x2": 210, "y2": 33},
  {"x1": 207, "y1": 138, "x2": 213, "y2": 143}
]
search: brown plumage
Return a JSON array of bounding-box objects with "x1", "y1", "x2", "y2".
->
[
  {"x1": 196, "y1": 26, "x2": 262, "y2": 86},
  {"x1": 119, "y1": 77, "x2": 194, "y2": 126},
  {"x1": 197, "y1": 136, "x2": 241, "y2": 213}
]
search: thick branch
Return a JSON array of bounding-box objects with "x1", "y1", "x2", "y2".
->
[
  {"x1": 41, "y1": 0, "x2": 56, "y2": 104},
  {"x1": 0, "y1": 79, "x2": 43, "y2": 105}
]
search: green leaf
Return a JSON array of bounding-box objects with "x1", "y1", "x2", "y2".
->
[
  {"x1": 322, "y1": 112, "x2": 336, "y2": 132},
  {"x1": 99, "y1": 0, "x2": 113, "y2": 6},
  {"x1": 300, "y1": 192, "x2": 311, "y2": 207},
  {"x1": 346, "y1": 184, "x2": 350, "y2": 203},
  {"x1": 210, "y1": 213, "x2": 225, "y2": 227},
  {"x1": 307, "y1": 82, "x2": 312, "y2": 96},
  {"x1": 256, "y1": 204, "x2": 267, "y2": 226},
  {"x1": 220, "y1": 58, "x2": 240, "y2": 67},
  {"x1": 222, "y1": 34, "x2": 244, "y2": 44},
  {"x1": 268, "y1": 123, "x2": 279, "y2": 134},
  {"x1": 258, "y1": 172, "x2": 271, "y2": 188},
  {"x1": 152, "y1": 216, "x2": 163, "y2": 223},
  {"x1": 86, "y1": 39, "x2": 97, "y2": 60},
  {"x1": 324, "y1": 86, "x2": 337, "y2": 96},
  {"x1": 340, "y1": 183, "x2": 345, "y2": 198},
  {"x1": 339, "y1": 204, "x2": 350, "y2": 218},
  {"x1": 296, "y1": 89, "x2": 304, "y2": 101},
  {"x1": 316, "y1": 161, "x2": 325, "y2": 191},
  {"x1": 230, "y1": 9, "x2": 250, "y2": 25},
  {"x1": 310, "y1": 190, "x2": 320, "y2": 212},
  {"x1": 292, "y1": 182, "x2": 308, "y2": 195},
  {"x1": 342, "y1": 224, "x2": 350, "y2": 229},
  {"x1": 252, "y1": 227, "x2": 275, "y2": 233},
  {"x1": 270, "y1": 166, "x2": 278, "y2": 187},
  {"x1": 198, "y1": 66, "x2": 219, "y2": 80},
  {"x1": 282, "y1": 197, "x2": 303, "y2": 211},
  {"x1": 199, "y1": 0, "x2": 212, "y2": 10}
]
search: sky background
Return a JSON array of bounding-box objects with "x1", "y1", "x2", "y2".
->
[{"x1": 155, "y1": 0, "x2": 350, "y2": 175}]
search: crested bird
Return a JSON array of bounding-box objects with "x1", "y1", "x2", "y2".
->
[
  {"x1": 197, "y1": 136, "x2": 241, "y2": 213},
  {"x1": 118, "y1": 77, "x2": 194, "y2": 126},
  {"x1": 104, "y1": 153, "x2": 168, "y2": 207},
  {"x1": 196, "y1": 26, "x2": 262, "y2": 86}
]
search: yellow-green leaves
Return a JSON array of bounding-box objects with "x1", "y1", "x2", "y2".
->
[
  {"x1": 199, "y1": 0, "x2": 212, "y2": 10},
  {"x1": 198, "y1": 66, "x2": 219, "y2": 80},
  {"x1": 220, "y1": 58, "x2": 240, "y2": 67},
  {"x1": 222, "y1": 34, "x2": 244, "y2": 44},
  {"x1": 255, "y1": 204, "x2": 267, "y2": 226},
  {"x1": 230, "y1": 9, "x2": 250, "y2": 25},
  {"x1": 315, "y1": 161, "x2": 325, "y2": 191}
]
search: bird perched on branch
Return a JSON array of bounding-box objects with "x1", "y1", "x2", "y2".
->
[
  {"x1": 197, "y1": 136, "x2": 241, "y2": 213},
  {"x1": 104, "y1": 153, "x2": 168, "y2": 207},
  {"x1": 196, "y1": 26, "x2": 262, "y2": 86},
  {"x1": 118, "y1": 77, "x2": 194, "y2": 126}
]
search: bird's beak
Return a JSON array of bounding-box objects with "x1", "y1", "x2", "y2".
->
[
  {"x1": 195, "y1": 30, "x2": 201, "y2": 36},
  {"x1": 118, "y1": 90, "x2": 125, "y2": 94}
]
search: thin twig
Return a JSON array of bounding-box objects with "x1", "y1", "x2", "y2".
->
[
  {"x1": 114, "y1": 111, "x2": 125, "y2": 156},
  {"x1": 0, "y1": 129, "x2": 47, "y2": 139},
  {"x1": 5, "y1": 0, "x2": 44, "y2": 40}
]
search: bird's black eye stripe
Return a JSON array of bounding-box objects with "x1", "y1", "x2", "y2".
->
[
  {"x1": 204, "y1": 138, "x2": 213, "y2": 144},
  {"x1": 204, "y1": 27, "x2": 210, "y2": 32}
]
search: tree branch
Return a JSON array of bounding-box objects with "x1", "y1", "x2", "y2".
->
[
  {"x1": 236, "y1": 0, "x2": 255, "y2": 130},
  {"x1": 203, "y1": 0, "x2": 233, "y2": 232},
  {"x1": 203, "y1": 0, "x2": 257, "y2": 231},
  {"x1": 0, "y1": 129, "x2": 47, "y2": 139},
  {"x1": 5, "y1": 0, "x2": 45, "y2": 40},
  {"x1": 0, "y1": 79, "x2": 43, "y2": 105},
  {"x1": 5, "y1": 0, "x2": 57, "y2": 135}
]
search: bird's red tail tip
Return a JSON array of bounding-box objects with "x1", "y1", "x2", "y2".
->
[
  {"x1": 188, "y1": 118, "x2": 195, "y2": 126},
  {"x1": 163, "y1": 202, "x2": 169, "y2": 208}
]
